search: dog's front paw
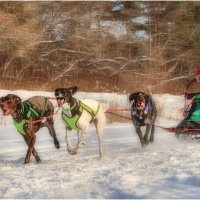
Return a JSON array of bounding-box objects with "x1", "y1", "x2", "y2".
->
[
  {"x1": 77, "y1": 142, "x2": 85, "y2": 149},
  {"x1": 68, "y1": 149, "x2": 77, "y2": 155},
  {"x1": 35, "y1": 156, "x2": 41, "y2": 163},
  {"x1": 54, "y1": 141, "x2": 60, "y2": 149},
  {"x1": 80, "y1": 142, "x2": 85, "y2": 147},
  {"x1": 143, "y1": 136, "x2": 149, "y2": 145},
  {"x1": 143, "y1": 140, "x2": 149, "y2": 145},
  {"x1": 149, "y1": 138, "x2": 154, "y2": 143},
  {"x1": 24, "y1": 159, "x2": 30, "y2": 164}
]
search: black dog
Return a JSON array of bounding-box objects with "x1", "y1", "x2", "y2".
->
[
  {"x1": 129, "y1": 92, "x2": 157, "y2": 147},
  {"x1": 0, "y1": 94, "x2": 60, "y2": 164}
]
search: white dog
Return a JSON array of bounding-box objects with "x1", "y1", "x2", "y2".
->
[{"x1": 55, "y1": 86, "x2": 106, "y2": 158}]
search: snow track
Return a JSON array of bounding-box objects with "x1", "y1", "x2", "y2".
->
[
  {"x1": 0, "y1": 90, "x2": 200, "y2": 198},
  {"x1": 1, "y1": 122, "x2": 200, "y2": 199}
]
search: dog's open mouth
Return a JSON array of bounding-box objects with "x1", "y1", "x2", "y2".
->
[
  {"x1": 2, "y1": 109, "x2": 12, "y2": 115},
  {"x1": 56, "y1": 98, "x2": 65, "y2": 107}
]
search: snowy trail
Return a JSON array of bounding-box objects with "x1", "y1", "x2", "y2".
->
[
  {"x1": 1, "y1": 89, "x2": 200, "y2": 199},
  {"x1": 1, "y1": 121, "x2": 200, "y2": 199}
]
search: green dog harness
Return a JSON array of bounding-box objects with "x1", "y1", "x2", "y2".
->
[
  {"x1": 14, "y1": 100, "x2": 47, "y2": 136},
  {"x1": 62, "y1": 101, "x2": 100, "y2": 131}
]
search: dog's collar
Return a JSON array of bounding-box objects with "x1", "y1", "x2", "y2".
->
[
  {"x1": 21, "y1": 102, "x2": 39, "y2": 118},
  {"x1": 13, "y1": 103, "x2": 26, "y2": 121},
  {"x1": 65, "y1": 99, "x2": 78, "y2": 111}
]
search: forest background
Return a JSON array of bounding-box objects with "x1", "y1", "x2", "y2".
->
[{"x1": 0, "y1": 1, "x2": 200, "y2": 94}]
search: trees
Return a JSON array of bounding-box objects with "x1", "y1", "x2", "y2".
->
[{"x1": 0, "y1": 1, "x2": 200, "y2": 94}]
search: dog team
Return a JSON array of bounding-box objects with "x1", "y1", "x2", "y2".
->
[{"x1": 0, "y1": 86, "x2": 155, "y2": 164}]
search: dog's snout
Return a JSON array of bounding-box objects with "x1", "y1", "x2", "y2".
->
[{"x1": 0, "y1": 103, "x2": 7, "y2": 115}]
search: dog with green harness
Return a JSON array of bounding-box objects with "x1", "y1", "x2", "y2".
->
[
  {"x1": 55, "y1": 86, "x2": 106, "y2": 158},
  {"x1": 0, "y1": 94, "x2": 60, "y2": 164}
]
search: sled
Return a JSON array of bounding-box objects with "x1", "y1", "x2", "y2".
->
[
  {"x1": 175, "y1": 120, "x2": 200, "y2": 140},
  {"x1": 174, "y1": 68, "x2": 200, "y2": 140},
  {"x1": 175, "y1": 93, "x2": 200, "y2": 140}
]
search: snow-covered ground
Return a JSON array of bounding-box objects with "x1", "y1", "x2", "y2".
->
[{"x1": 1, "y1": 89, "x2": 200, "y2": 199}]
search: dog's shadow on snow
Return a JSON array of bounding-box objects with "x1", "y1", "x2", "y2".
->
[
  {"x1": 0, "y1": 157, "x2": 26, "y2": 165},
  {"x1": 106, "y1": 188, "x2": 145, "y2": 199}
]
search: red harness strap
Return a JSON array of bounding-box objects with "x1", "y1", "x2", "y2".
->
[{"x1": 32, "y1": 108, "x2": 61, "y2": 124}]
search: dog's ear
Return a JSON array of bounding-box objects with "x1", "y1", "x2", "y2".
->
[
  {"x1": 0, "y1": 97, "x2": 3, "y2": 104},
  {"x1": 7, "y1": 94, "x2": 21, "y2": 104},
  {"x1": 129, "y1": 92, "x2": 139, "y2": 102},
  {"x1": 67, "y1": 86, "x2": 78, "y2": 95},
  {"x1": 16, "y1": 96, "x2": 21, "y2": 103}
]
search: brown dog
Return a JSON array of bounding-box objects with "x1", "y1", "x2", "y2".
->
[{"x1": 0, "y1": 94, "x2": 60, "y2": 164}]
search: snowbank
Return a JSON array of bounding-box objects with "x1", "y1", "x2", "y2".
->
[{"x1": 0, "y1": 89, "x2": 185, "y2": 122}]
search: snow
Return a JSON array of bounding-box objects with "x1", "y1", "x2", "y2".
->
[{"x1": 0, "y1": 89, "x2": 199, "y2": 199}]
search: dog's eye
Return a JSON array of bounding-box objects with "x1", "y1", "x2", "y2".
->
[
  {"x1": 6, "y1": 100, "x2": 11, "y2": 104},
  {"x1": 57, "y1": 97, "x2": 65, "y2": 101}
]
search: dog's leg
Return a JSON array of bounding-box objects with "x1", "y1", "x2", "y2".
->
[
  {"x1": 65, "y1": 127, "x2": 77, "y2": 155},
  {"x1": 74, "y1": 130, "x2": 85, "y2": 154},
  {"x1": 136, "y1": 127, "x2": 145, "y2": 148},
  {"x1": 149, "y1": 117, "x2": 156, "y2": 143},
  {"x1": 46, "y1": 119, "x2": 60, "y2": 149},
  {"x1": 94, "y1": 117, "x2": 105, "y2": 158},
  {"x1": 77, "y1": 130, "x2": 85, "y2": 148},
  {"x1": 149, "y1": 124, "x2": 155, "y2": 142},
  {"x1": 75, "y1": 125, "x2": 89, "y2": 152},
  {"x1": 149, "y1": 105, "x2": 157, "y2": 143},
  {"x1": 132, "y1": 116, "x2": 145, "y2": 147},
  {"x1": 24, "y1": 134, "x2": 36, "y2": 164},
  {"x1": 143, "y1": 124, "x2": 151, "y2": 144},
  {"x1": 31, "y1": 149, "x2": 41, "y2": 163},
  {"x1": 24, "y1": 136, "x2": 41, "y2": 163},
  {"x1": 24, "y1": 119, "x2": 37, "y2": 164}
]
